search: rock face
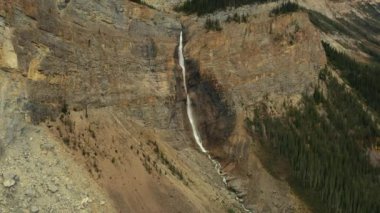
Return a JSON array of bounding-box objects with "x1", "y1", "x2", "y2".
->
[
  {"x1": 0, "y1": 0, "x2": 242, "y2": 212},
  {"x1": 9, "y1": 0, "x2": 181, "y2": 125},
  {"x1": 185, "y1": 10, "x2": 325, "y2": 115}
]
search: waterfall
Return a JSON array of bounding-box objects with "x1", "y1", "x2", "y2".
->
[
  {"x1": 178, "y1": 31, "x2": 208, "y2": 153},
  {"x1": 178, "y1": 31, "x2": 227, "y2": 179},
  {"x1": 178, "y1": 31, "x2": 251, "y2": 212}
]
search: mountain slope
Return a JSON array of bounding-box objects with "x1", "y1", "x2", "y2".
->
[{"x1": 0, "y1": 0, "x2": 379, "y2": 212}]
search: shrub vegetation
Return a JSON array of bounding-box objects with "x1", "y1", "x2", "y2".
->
[
  {"x1": 205, "y1": 18, "x2": 223, "y2": 31},
  {"x1": 226, "y1": 13, "x2": 249, "y2": 23}
]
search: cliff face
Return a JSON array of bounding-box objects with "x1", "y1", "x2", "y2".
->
[
  {"x1": 8, "y1": 0, "x2": 180, "y2": 125},
  {"x1": 0, "y1": 0, "x2": 241, "y2": 212},
  {"x1": 186, "y1": 12, "x2": 325, "y2": 108}
]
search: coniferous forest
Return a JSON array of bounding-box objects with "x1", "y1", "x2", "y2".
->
[
  {"x1": 176, "y1": 0, "x2": 275, "y2": 15},
  {"x1": 250, "y1": 65, "x2": 380, "y2": 212},
  {"x1": 250, "y1": 67, "x2": 380, "y2": 212},
  {"x1": 270, "y1": 1, "x2": 300, "y2": 16},
  {"x1": 322, "y1": 42, "x2": 380, "y2": 114}
]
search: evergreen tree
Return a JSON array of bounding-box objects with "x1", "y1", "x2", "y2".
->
[
  {"x1": 176, "y1": 0, "x2": 276, "y2": 15},
  {"x1": 250, "y1": 69, "x2": 380, "y2": 213}
]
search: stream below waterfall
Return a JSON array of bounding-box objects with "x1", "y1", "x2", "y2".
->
[{"x1": 178, "y1": 31, "x2": 251, "y2": 212}]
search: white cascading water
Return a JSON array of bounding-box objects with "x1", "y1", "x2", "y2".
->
[
  {"x1": 178, "y1": 32, "x2": 251, "y2": 212},
  {"x1": 178, "y1": 31, "x2": 208, "y2": 153}
]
